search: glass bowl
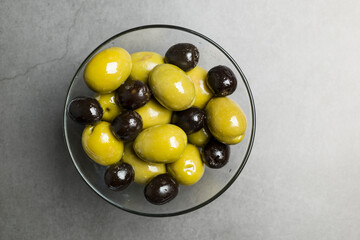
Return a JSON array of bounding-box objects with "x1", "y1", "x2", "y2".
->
[{"x1": 63, "y1": 25, "x2": 256, "y2": 217}]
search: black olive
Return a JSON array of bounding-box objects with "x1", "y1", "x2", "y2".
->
[
  {"x1": 172, "y1": 107, "x2": 206, "y2": 134},
  {"x1": 68, "y1": 97, "x2": 103, "y2": 124},
  {"x1": 144, "y1": 174, "x2": 179, "y2": 205},
  {"x1": 165, "y1": 43, "x2": 199, "y2": 72},
  {"x1": 104, "y1": 162, "x2": 134, "y2": 191},
  {"x1": 116, "y1": 79, "x2": 151, "y2": 110},
  {"x1": 207, "y1": 65, "x2": 237, "y2": 96},
  {"x1": 202, "y1": 139, "x2": 230, "y2": 169},
  {"x1": 111, "y1": 110, "x2": 143, "y2": 142}
]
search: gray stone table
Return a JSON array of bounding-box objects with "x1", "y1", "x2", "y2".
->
[{"x1": 1, "y1": 0, "x2": 360, "y2": 239}]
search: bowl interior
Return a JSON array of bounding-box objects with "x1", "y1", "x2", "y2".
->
[{"x1": 63, "y1": 25, "x2": 255, "y2": 217}]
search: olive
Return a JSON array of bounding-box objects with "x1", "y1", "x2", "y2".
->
[
  {"x1": 133, "y1": 124, "x2": 187, "y2": 164},
  {"x1": 202, "y1": 139, "x2": 230, "y2": 169},
  {"x1": 84, "y1": 47, "x2": 132, "y2": 93},
  {"x1": 188, "y1": 127, "x2": 211, "y2": 147},
  {"x1": 115, "y1": 79, "x2": 151, "y2": 110},
  {"x1": 165, "y1": 43, "x2": 199, "y2": 72},
  {"x1": 130, "y1": 51, "x2": 164, "y2": 83},
  {"x1": 122, "y1": 143, "x2": 166, "y2": 185},
  {"x1": 82, "y1": 121, "x2": 124, "y2": 166},
  {"x1": 207, "y1": 65, "x2": 237, "y2": 96},
  {"x1": 167, "y1": 144, "x2": 205, "y2": 185},
  {"x1": 68, "y1": 97, "x2": 103, "y2": 124},
  {"x1": 149, "y1": 64, "x2": 195, "y2": 111},
  {"x1": 104, "y1": 162, "x2": 134, "y2": 191},
  {"x1": 172, "y1": 107, "x2": 205, "y2": 134},
  {"x1": 186, "y1": 66, "x2": 213, "y2": 109},
  {"x1": 144, "y1": 174, "x2": 179, "y2": 205},
  {"x1": 206, "y1": 97, "x2": 247, "y2": 145},
  {"x1": 111, "y1": 111, "x2": 143, "y2": 142},
  {"x1": 94, "y1": 92, "x2": 123, "y2": 122},
  {"x1": 135, "y1": 98, "x2": 172, "y2": 129}
]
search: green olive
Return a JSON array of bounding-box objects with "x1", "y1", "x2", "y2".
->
[
  {"x1": 122, "y1": 143, "x2": 166, "y2": 185},
  {"x1": 130, "y1": 51, "x2": 164, "y2": 83},
  {"x1": 94, "y1": 92, "x2": 123, "y2": 122},
  {"x1": 167, "y1": 144, "x2": 204, "y2": 185},
  {"x1": 206, "y1": 97, "x2": 247, "y2": 145},
  {"x1": 133, "y1": 124, "x2": 187, "y2": 163},
  {"x1": 82, "y1": 121, "x2": 124, "y2": 166},
  {"x1": 84, "y1": 47, "x2": 132, "y2": 93},
  {"x1": 188, "y1": 127, "x2": 211, "y2": 147},
  {"x1": 186, "y1": 66, "x2": 213, "y2": 109},
  {"x1": 135, "y1": 98, "x2": 172, "y2": 129},
  {"x1": 149, "y1": 64, "x2": 195, "y2": 111}
]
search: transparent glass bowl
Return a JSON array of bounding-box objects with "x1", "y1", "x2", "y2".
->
[{"x1": 63, "y1": 25, "x2": 256, "y2": 217}]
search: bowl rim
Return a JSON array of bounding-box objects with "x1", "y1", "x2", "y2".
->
[{"x1": 63, "y1": 24, "x2": 256, "y2": 217}]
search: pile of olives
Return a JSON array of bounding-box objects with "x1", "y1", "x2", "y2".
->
[{"x1": 68, "y1": 43, "x2": 247, "y2": 205}]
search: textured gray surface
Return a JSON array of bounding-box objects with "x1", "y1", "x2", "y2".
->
[{"x1": 1, "y1": 0, "x2": 360, "y2": 239}]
